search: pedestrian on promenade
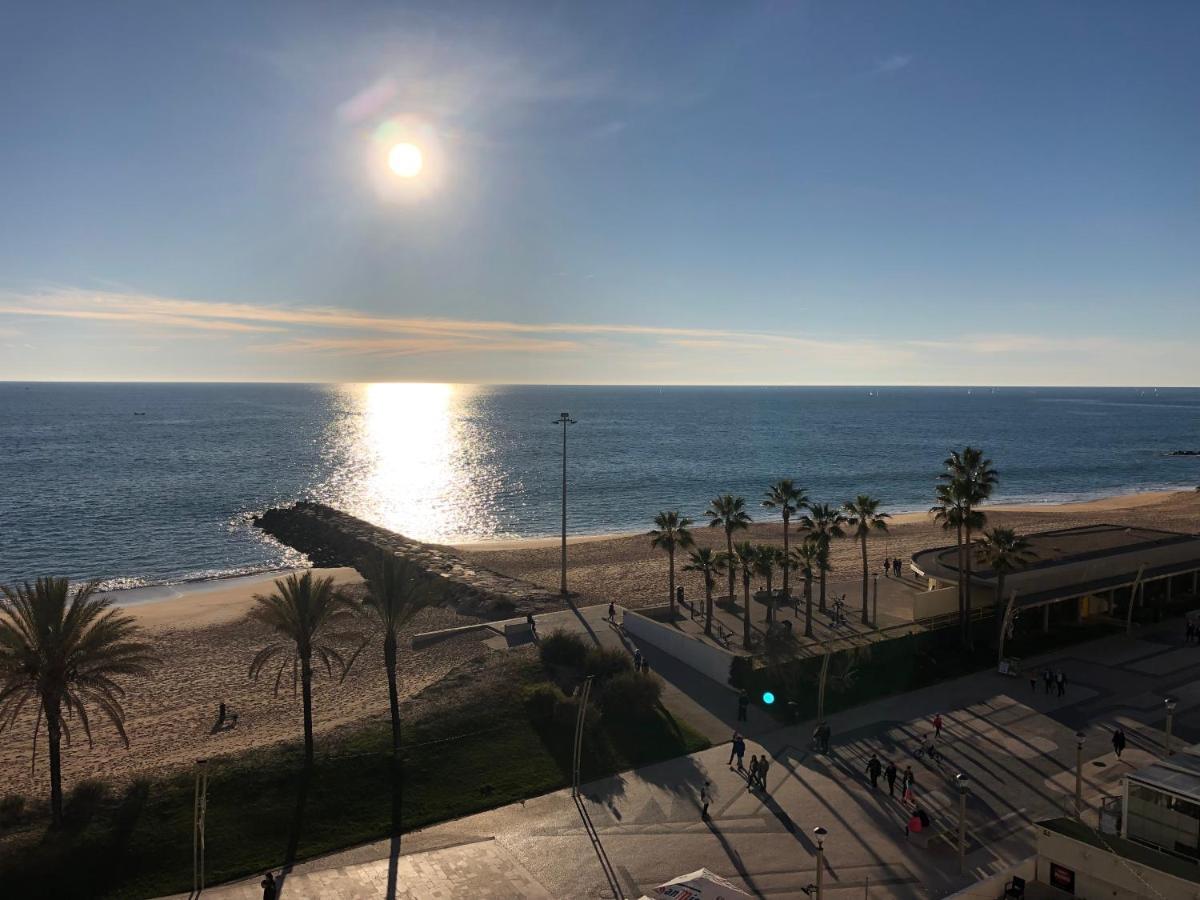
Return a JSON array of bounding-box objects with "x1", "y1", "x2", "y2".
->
[
  {"x1": 760, "y1": 755, "x2": 772, "y2": 791},
  {"x1": 737, "y1": 690, "x2": 750, "y2": 722},
  {"x1": 633, "y1": 648, "x2": 643, "y2": 672},
  {"x1": 527, "y1": 612, "x2": 538, "y2": 639},
  {"x1": 728, "y1": 732, "x2": 745, "y2": 768},
  {"x1": 608, "y1": 602, "x2": 616, "y2": 623},
  {"x1": 1043, "y1": 668, "x2": 1053, "y2": 694},
  {"x1": 885, "y1": 760, "x2": 898, "y2": 796},
  {"x1": 866, "y1": 753, "x2": 882, "y2": 790},
  {"x1": 883, "y1": 557, "x2": 891, "y2": 577},
  {"x1": 902, "y1": 766, "x2": 915, "y2": 806},
  {"x1": 1056, "y1": 669, "x2": 1066, "y2": 697},
  {"x1": 1112, "y1": 727, "x2": 1126, "y2": 759},
  {"x1": 748, "y1": 755, "x2": 760, "y2": 789},
  {"x1": 932, "y1": 714, "x2": 943, "y2": 739},
  {"x1": 261, "y1": 872, "x2": 277, "y2": 900},
  {"x1": 1029, "y1": 671, "x2": 1038, "y2": 694},
  {"x1": 700, "y1": 781, "x2": 712, "y2": 819},
  {"x1": 893, "y1": 558, "x2": 902, "y2": 577}
]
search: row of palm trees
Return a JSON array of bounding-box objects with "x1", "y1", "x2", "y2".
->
[
  {"x1": 0, "y1": 552, "x2": 435, "y2": 829},
  {"x1": 648, "y1": 482, "x2": 892, "y2": 648}
]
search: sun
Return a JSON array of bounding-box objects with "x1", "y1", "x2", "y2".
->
[{"x1": 387, "y1": 142, "x2": 423, "y2": 178}]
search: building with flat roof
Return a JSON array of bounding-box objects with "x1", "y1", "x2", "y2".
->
[{"x1": 910, "y1": 524, "x2": 1200, "y2": 628}]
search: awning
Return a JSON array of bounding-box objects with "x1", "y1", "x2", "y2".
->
[{"x1": 647, "y1": 868, "x2": 752, "y2": 899}]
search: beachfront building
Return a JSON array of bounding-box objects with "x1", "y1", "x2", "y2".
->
[
  {"x1": 910, "y1": 524, "x2": 1200, "y2": 632},
  {"x1": 1031, "y1": 743, "x2": 1200, "y2": 897}
]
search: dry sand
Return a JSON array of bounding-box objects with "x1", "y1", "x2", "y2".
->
[{"x1": 2, "y1": 489, "x2": 1197, "y2": 801}]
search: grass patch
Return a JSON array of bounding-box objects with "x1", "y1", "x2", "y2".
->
[{"x1": 0, "y1": 653, "x2": 707, "y2": 900}]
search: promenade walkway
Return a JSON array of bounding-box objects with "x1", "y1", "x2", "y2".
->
[{"x1": 169, "y1": 619, "x2": 1199, "y2": 899}]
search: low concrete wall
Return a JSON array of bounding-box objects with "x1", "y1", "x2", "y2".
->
[
  {"x1": 1037, "y1": 827, "x2": 1197, "y2": 899},
  {"x1": 622, "y1": 610, "x2": 741, "y2": 686},
  {"x1": 912, "y1": 586, "x2": 961, "y2": 619}
]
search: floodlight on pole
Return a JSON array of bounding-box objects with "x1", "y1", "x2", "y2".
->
[
  {"x1": 553, "y1": 412, "x2": 576, "y2": 595},
  {"x1": 1165, "y1": 697, "x2": 1177, "y2": 756},
  {"x1": 955, "y1": 773, "x2": 970, "y2": 875},
  {"x1": 1074, "y1": 731, "x2": 1085, "y2": 819},
  {"x1": 812, "y1": 825, "x2": 827, "y2": 899}
]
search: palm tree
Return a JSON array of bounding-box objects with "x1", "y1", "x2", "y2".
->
[
  {"x1": 0, "y1": 578, "x2": 156, "y2": 827},
  {"x1": 705, "y1": 494, "x2": 752, "y2": 605},
  {"x1": 648, "y1": 511, "x2": 695, "y2": 614},
  {"x1": 356, "y1": 553, "x2": 440, "y2": 756},
  {"x1": 762, "y1": 480, "x2": 807, "y2": 602},
  {"x1": 684, "y1": 547, "x2": 723, "y2": 637},
  {"x1": 977, "y1": 528, "x2": 1037, "y2": 663},
  {"x1": 799, "y1": 502, "x2": 845, "y2": 613},
  {"x1": 730, "y1": 542, "x2": 758, "y2": 649},
  {"x1": 249, "y1": 571, "x2": 359, "y2": 767},
  {"x1": 843, "y1": 495, "x2": 890, "y2": 626},
  {"x1": 754, "y1": 545, "x2": 780, "y2": 624},
  {"x1": 790, "y1": 537, "x2": 820, "y2": 638},
  {"x1": 942, "y1": 447, "x2": 999, "y2": 646}
]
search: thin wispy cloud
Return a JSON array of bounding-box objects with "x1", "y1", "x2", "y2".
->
[{"x1": 872, "y1": 54, "x2": 913, "y2": 76}]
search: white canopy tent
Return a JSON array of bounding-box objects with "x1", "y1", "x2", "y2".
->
[{"x1": 636, "y1": 868, "x2": 752, "y2": 900}]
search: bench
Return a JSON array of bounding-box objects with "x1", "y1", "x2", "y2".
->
[{"x1": 504, "y1": 621, "x2": 534, "y2": 638}]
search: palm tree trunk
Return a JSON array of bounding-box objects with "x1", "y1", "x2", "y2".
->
[
  {"x1": 781, "y1": 513, "x2": 790, "y2": 599},
  {"x1": 964, "y1": 521, "x2": 974, "y2": 648},
  {"x1": 725, "y1": 532, "x2": 735, "y2": 601},
  {"x1": 994, "y1": 573, "x2": 1006, "y2": 657},
  {"x1": 704, "y1": 574, "x2": 714, "y2": 636},
  {"x1": 955, "y1": 522, "x2": 965, "y2": 637},
  {"x1": 668, "y1": 546, "x2": 676, "y2": 612},
  {"x1": 742, "y1": 571, "x2": 752, "y2": 649},
  {"x1": 45, "y1": 697, "x2": 64, "y2": 828},
  {"x1": 804, "y1": 574, "x2": 814, "y2": 638},
  {"x1": 384, "y1": 631, "x2": 401, "y2": 755},
  {"x1": 860, "y1": 534, "x2": 870, "y2": 625},
  {"x1": 301, "y1": 653, "x2": 315, "y2": 766},
  {"x1": 819, "y1": 552, "x2": 828, "y2": 613}
]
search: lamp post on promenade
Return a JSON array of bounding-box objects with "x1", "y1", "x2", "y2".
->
[
  {"x1": 553, "y1": 412, "x2": 576, "y2": 595},
  {"x1": 1074, "y1": 731, "x2": 1085, "y2": 819},
  {"x1": 812, "y1": 825, "x2": 827, "y2": 899},
  {"x1": 955, "y1": 773, "x2": 969, "y2": 875},
  {"x1": 872, "y1": 573, "x2": 878, "y2": 627},
  {"x1": 1165, "y1": 697, "x2": 1177, "y2": 756}
]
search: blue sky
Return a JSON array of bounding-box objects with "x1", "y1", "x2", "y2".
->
[{"x1": 1, "y1": 1, "x2": 1197, "y2": 384}]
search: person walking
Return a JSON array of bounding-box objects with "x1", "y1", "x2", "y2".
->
[
  {"x1": 1029, "y1": 671, "x2": 1038, "y2": 694},
  {"x1": 699, "y1": 781, "x2": 712, "y2": 820},
  {"x1": 260, "y1": 872, "x2": 277, "y2": 900},
  {"x1": 758, "y1": 755, "x2": 771, "y2": 792},
  {"x1": 737, "y1": 690, "x2": 750, "y2": 722},
  {"x1": 1112, "y1": 726, "x2": 1126, "y2": 759},
  {"x1": 883, "y1": 557, "x2": 891, "y2": 577},
  {"x1": 1056, "y1": 669, "x2": 1066, "y2": 698},
  {"x1": 748, "y1": 755, "x2": 760, "y2": 790},
  {"x1": 728, "y1": 732, "x2": 745, "y2": 768},
  {"x1": 633, "y1": 648, "x2": 643, "y2": 672},
  {"x1": 884, "y1": 760, "x2": 898, "y2": 797},
  {"x1": 893, "y1": 557, "x2": 902, "y2": 577},
  {"x1": 608, "y1": 601, "x2": 616, "y2": 624},
  {"x1": 866, "y1": 753, "x2": 882, "y2": 791},
  {"x1": 932, "y1": 713, "x2": 943, "y2": 739},
  {"x1": 1043, "y1": 668, "x2": 1053, "y2": 694},
  {"x1": 902, "y1": 766, "x2": 915, "y2": 806},
  {"x1": 734, "y1": 734, "x2": 746, "y2": 770}
]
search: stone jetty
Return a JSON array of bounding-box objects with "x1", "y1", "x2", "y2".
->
[{"x1": 254, "y1": 501, "x2": 562, "y2": 618}]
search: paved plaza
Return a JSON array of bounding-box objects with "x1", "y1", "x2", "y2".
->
[{"x1": 169, "y1": 610, "x2": 1200, "y2": 900}]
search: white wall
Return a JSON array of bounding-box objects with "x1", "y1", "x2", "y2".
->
[
  {"x1": 622, "y1": 610, "x2": 741, "y2": 685},
  {"x1": 1037, "y1": 827, "x2": 1200, "y2": 900},
  {"x1": 945, "y1": 858, "x2": 1035, "y2": 898}
]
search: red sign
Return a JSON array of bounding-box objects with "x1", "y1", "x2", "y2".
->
[{"x1": 1049, "y1": 862, "x2": 1075, "y2": 893}]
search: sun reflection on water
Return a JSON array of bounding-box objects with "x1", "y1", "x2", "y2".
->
[{"x1": 318, "y1": 383, "x2": 502, "y2": 542}]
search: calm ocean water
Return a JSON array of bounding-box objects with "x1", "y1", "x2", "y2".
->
[{"x1": 1, "y1": 383, "x2": 1198, "y2": 589}]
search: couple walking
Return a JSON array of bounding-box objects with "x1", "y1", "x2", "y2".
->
[
  {"x1": 728, "y1": 731, "x2": 770, "y2": 792},
  {"x1": 865, "y1": 754, "x2": 903, "y2": 798}
]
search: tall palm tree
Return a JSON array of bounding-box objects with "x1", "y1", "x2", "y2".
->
[
  {"x1": 843, "y1": 495, "x2": 890, "y2": 626},
  {"x1": 754, "y1": 545, "x2": 780, "y2": 624},
  {"x1": 355, "y1": 553, "x2": 439, "y2": 756},
  {"x1": 0, "y1": 578, "x2": 156, "y2": 827},
  {"x1": 730, "y1": 542, "x2": 758, "y2": 649},
  {"x1": 976, "y1": 527, "x2": 1037, "y2": 662},
  {"x1": 249, "y1": 571, "x2": 359, "y2": 767},
  {"x1": 790, "y1": 538, "x2": 820, "y2": 638},
  {"x1": 762, "y1": 480, "x2": 807, "y2": 602},
  {"x1": 942, "y1": 447, "x2": 999, "y2": 647},
  {"x1": 705, "y1": 494, "x2": 752, "y2": 605},
  {"x1": 648, "y1": 511, "x2": 695, "y2": 614},
  {"x1": 684, "y1": 547, "x2": 723, "y2": 637},
  {"x1": 799, "y1": 502, "x2": 845, "y2": 613}
]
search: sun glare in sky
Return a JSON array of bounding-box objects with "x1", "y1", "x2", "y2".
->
[{"x1": 387, "y1": 142, "x2": 423, "y2": 178}]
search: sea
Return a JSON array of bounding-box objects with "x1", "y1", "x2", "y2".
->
[{"x1": 1, "y1": 383, "x2": 1198, "y2": 590}]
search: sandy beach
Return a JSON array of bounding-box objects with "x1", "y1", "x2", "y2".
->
[{"x1": 2, "y1": 488, "x2": 1198, "y2": 801}]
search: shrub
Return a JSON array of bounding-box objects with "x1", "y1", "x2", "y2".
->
[
  {"x1": 598, "y1": 671, "x2": 662, "y2": 720},
  {"x1": 554, "y1": 694, "x2": 600, "y2": 731},
  {"x1": 583, "y1": 646, "x2": 632, "y2": 683},
  {"x1": 523, "y1": 682, "x2": 565, "y2": 722},
  {"x1": 0, "y1": 794, "x2": 26, "y2": 829},
  {"x1": 538, "y1": 629, "x2": 589, "y2": 670}
]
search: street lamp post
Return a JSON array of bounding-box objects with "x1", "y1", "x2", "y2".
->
[
  {"x1": 812, "y1": 825, "x2": 827, "y2": 899},
  {"x1": 955, "y1": 773, "x2": 969, "y2": 875},
  {"x1": 553, "y1": 412, "x2": 576, "y2": 595},
  {"x1": 1074, "y1": 731, "x2": 1085, "y2": 819},
  {"x1": 872, "y1": 573, "x2": 878, "y2": 628},
  {"x1": 1165, "y1": 697, "x2": 1177, "y2": 756}
]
